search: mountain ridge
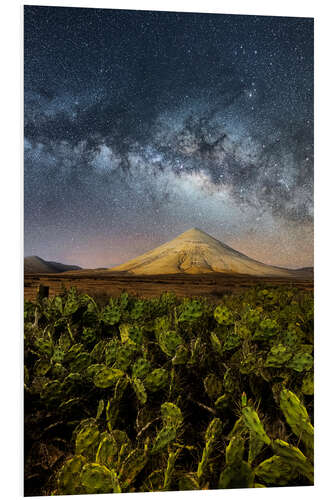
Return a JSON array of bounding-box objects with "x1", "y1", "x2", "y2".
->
[
  {"x1": 109, "y1": 228, "x2": 296, "y2": 277},
  {"x1": 24, "y1": 256, "x2": 82, "y2": 274}
]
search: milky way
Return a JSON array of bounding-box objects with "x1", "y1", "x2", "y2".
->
[{"x1": 24, "y1": 6, "x2": 313, "y2": 269}]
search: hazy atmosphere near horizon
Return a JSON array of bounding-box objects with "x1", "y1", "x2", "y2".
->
[{"x1": 24, "y1": 6, "x2": 313, "y2": 270}]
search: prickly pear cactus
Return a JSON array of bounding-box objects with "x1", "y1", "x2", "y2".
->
[
  {"x1": 57, "y1": 455, "x2": 87, "y2": 495},
  {"x1": 119, "y1": 449, "x2": 148, "y2": 488},
  {"x1": 132, "y1": 357, "x2": 151, "y2": 379},
  {"x1": 93, "y1": 367, "x2": 125, "y2": 389},
  {"x1": 161, "y1": 402, "x2": 183, "y2": 429},
  {"x1": 219, "y1": 461, "x2": 254, "y2": 489},
  {"x1": 253, "y1": 318, "x2": 278, "y2": 341},
  {"x1": 225, "y1": 435, "x2": 245, "y2": 465},
  {"x1": 204, "y1": 373, "x2": 223, "y2": 399},
  {"x1": 158, "y1": 330, "x2": 183, "y2": 356},
  {"x1": 255, "y1": 455, "x2": 298, "y2": 486},
  {"x1": 132, "y1": 377, "x2": 147, "y2": 404},
  {"x1": 242, "y1": 406, "x2": 271, "y2": 445},
  {"x1": 178, "y1": 300, "x2": 203, "y2": 322},
  {"x1": 75, "y1": 422, "x2": 100, "y2": 459},
  {"x1": 197, "y1": 418, "x2": 222, "y2": 481},
  {"x1": 279, "y1": 389, "x2": 314, "y2": 453},
  {"x1": 95, "y1": 434, "x2": 118, "y2": 469},
  {"x1": 80, "y1": 463, "x2": 120, "y2": 494},
  {"x1": 144, "y1": 368, "x2": 169, "y2": 392},
  {"x1": 214, "y1": 305, "x2": 233, "y2": 325},
  {"x1": 114, "y1": 343, "x2": 137, "y2": 371},
  {"x1": 172, "y1": 344, "x2": 188, "y2": 365},
  {"x1": 301, "y1": 372, "x2": 314, "y2": 395},
  {"x1": 287, "y1": 351, "x2": 313, "y2": 372},
  {"x1": 151, "y1": 426, "x2": 177, "y2": 454},
  {"x1": 101, "y1": 304, "x2": 121, "y2": 325},
  {"x1": 265, "y1": 344, "x2": 293, "y2": 368}
]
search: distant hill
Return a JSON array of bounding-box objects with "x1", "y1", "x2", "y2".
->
[
  {"x1": 110, "y1": 228, "x2": 298, "y2": 277},
  {"x1": 24, "y1": 256, "x2": 82, "y2": 274}
]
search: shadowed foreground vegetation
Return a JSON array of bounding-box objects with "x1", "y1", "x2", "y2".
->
[{"x1": 24, "y1": 285, "x2": 313, "y2": 495}]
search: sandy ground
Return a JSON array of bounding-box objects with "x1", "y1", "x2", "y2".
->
[{"x1": 24, "y1": 271, "x2": 313, "y2": 302}]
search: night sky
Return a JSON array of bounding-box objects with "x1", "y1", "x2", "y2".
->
[{"x1": 24, "y1": 6, "x2": 313, "y2": 269}]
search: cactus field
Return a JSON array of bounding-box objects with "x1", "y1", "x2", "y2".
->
[{"x1": 24, "y1": 285, "x2": 314, "y2": 495}]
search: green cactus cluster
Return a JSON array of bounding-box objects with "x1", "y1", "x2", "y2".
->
[{"x1": 24, "y1": 285, "x2": 313, "y2": 495}]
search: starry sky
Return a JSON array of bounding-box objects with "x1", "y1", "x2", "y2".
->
[{"x1": 24, "y1": 6, "x2": 313, "y2": 269}]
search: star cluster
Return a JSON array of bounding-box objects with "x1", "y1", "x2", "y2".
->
[{"x1": 24, "y1": 6, "x2": 313, "y2": 269}]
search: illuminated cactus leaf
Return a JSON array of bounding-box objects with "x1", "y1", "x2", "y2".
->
[
  {"x1": 51, "y1": 346, "x2": 65, "y2": 363},
  {"x1": 114, "y1": 343, "x2": 137, "y2": 371},
  {"x1": 158, "y1": 330, "x2": 183, "y2": 356},
  {"x1": 75, "y1": 422, "x2": 100, "y2": 458},
  {"x1": 142, "y1": 469, "x2": 165, "y2": 492},
  {"x1": 128, "y1": 325, "x2": 144, "y2": 345},
  {"x1": 178, "y1": 473, "x2": 200, "y2": 490},
  {"x1": 226, "y1": 435, "x2": 245, "y2": 465},
  {"x1": 144, "y1": 368, "x2": 169, "y2": 392},
  {"x1": 205, "y1": 417, "x2": 222, "y2": 441},
  {"x1": 96, "y1": 399, "x2": 104, "y2": 419},
  {"x1": 253, "y1": 318, "x2": 278, "y2": 341},
  {"x1": 197, "y1": 418, "x2": 222, "y2": 481},
  {"x1": 242, "y1": 406, "x2": 271, "y2": 445},
  {"x1": 214, "y1": 394, "x2": 230, "y2": 411},
  {"x1": 163, "y1": 450, "x2": 180, "y2": 490},
  {"x1": 248, "y1": 431, "x2": 265, "y2": 465},
  {"x1": 90, "y1": 340, "x2": 107, "y2": 363},
  {"x1": 63, "y1": 296, "x2": 79, "y2": 316},
  {"x1": 40, "y1": 379, "x2": 63, "y2": 403},
  {"x1": 58, "y1": 331, "x2": 72, "y2": 352},
  {"x1": 62, "y1": 372, "x2": 84, "y2": 396},
  {"x1": 119, "y1": 449, "x2": 148, "y2": 488},
  {"x1": 227, "y1": 416, "x2": 247, "y2": 440},
  {"x1": 255, "y1": 455, "x2": 298, "y2": 486},
  {"x1": 63, "y1": 343, "x2": 84, "y2": 364},
  {"x1": 210, "y1": 331, "x2": 223, "y2": 355},
  {"x1": 204, "y1": 373, "x2": 223, "y2": 399},
  {"x1": 119, "y1": 323, "x2": 133, "y2": 344},
  {"x1": 132, "y1": 377, "x2": 147, "y2": 404},
  {"x1": 223, "y1": 368, "x2": 238, "y2": 394},
  {"x1": 101, "y1": 304, "x2": 121, "y2": 325},
  {"x1": 34, "y1": 337, "x2": 53, "y2": 358},
  {"x1": 34, "y1": 358, "x2": 51, "y2": 376},
  {"x1": 172, "y1": 344, "x2": 188, "y2": 365},
  {"x1": 279, "y1": 389, "x2": 314, "y2": 453},
  {"x1": 287, "y1": 352, "x2": 313, "y2": 372},
  {"x1": 132, "y1": 358, "x2": 151, "y2": 379},
  {"x1": 161, "y1": 402, "x2": 183, "y2": 429},
  {"x1": 272, "y1": 439, "x2": 313, "y2": 482},
  {"x1": 86, "y1": 363, "x2": 105, "y2": 379},
  {"x1": 219, "y1": 461, "x2": 254, "y2": 489},
  {"x1": 265, "y1": 344, "x2": 293, "y2": 368},
  {"x1": 223, "y1": 332, "x2": 241, "y2": 351},
  {"x1": 151, "y1": 426, "x2": 177, "y2": 454},
  {"x1": 57, "y1": 455, "x2": 87, "y2": 495},
  {"x1": 302, "y1": 372, "x2": 314, "y2": 395},
  {"x1": 106, "y1": 399, "x2": 119, "y2": 431},
  {"x1": 95, "y1": 434, "x2": 118, "y2": 469},
  {"x1": 93, "y1": 367, "x2": 125, "y2": 389},
  {"x1": 104, "y1": 339, "x2": 119, "y2": 366},
  {"x1": 214, "y1": 305, "x2": 233, "y2": 325},
  {"x1": 69, "y1": 352, "x2": 91, "y2": 373},
  {"x1": 178, "y1": 300, "x2": 203, "y2": 322},
  {"x1": 81, "y1": 327, "x2": 98, "y2": 347},
  {"x1": 80, "y1": 463, "x2": 120, "y2": 494}
]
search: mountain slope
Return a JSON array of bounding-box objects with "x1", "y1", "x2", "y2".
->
[
  {"x1": 109, "y1": 228, "x2": 295, "y2": 277},
  {"x1": 24, "y1": 256, "x2": 82, "y2": 274}
]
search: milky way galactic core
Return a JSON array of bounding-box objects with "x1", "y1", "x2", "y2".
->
[{"x1": 24, "y1": 7, "x2": 313, "y2": 269}]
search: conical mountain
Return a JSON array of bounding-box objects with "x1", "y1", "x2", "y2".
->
[{"x1": 109, "y1": 228, "x2": 294, "y2": 277}]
